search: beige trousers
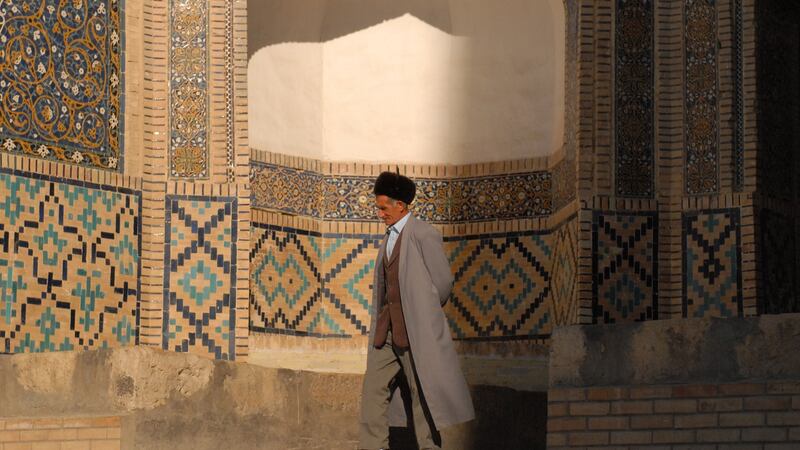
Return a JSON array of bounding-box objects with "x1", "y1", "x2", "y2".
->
[{"x1": 359, "y1": 331, "x2": 438, "y2": 449}]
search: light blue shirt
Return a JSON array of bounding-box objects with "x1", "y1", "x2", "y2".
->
[{"x1": 386, "y1": 213, "x2": 411, "y2": 259}]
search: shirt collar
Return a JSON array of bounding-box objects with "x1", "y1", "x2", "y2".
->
[{"x1": 389, "y1": 212, "x2": 412, "y2": 235}]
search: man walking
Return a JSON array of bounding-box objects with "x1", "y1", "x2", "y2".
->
[{"x1": 359, "y1": 172, "x2": 474, "y2": 450}]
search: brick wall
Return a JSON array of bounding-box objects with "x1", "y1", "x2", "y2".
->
[
  {"x1": 0, "y1": 417, "x2": 121, "y2": 450},
  {"x1": 548, "y1": 382, "x2": 800, "y2": 448}
]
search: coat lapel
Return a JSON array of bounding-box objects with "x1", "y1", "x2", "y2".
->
[
  {"x1": 387, "y1": 214, "x2": 415, "y2": 270},
  {"x1": 398, "y1": 215, "x2": 417, "y2": 268},
  {"x1": 377, "y1": 233, "x2": 388, "y2": 263},
  {"x1": 397, "y1": 215, "x2": 416, "y2": 291},
  {"x1": 372, "y1": 233, "x2": 389, "y2": 313}
]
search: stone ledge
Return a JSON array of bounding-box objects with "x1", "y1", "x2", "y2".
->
[
  {"x1": 1, "y1": 347, "x2": 545, "y2": 449},
  {"x1": 550, "y1": 314, "x2": 800, "y2": 388}
]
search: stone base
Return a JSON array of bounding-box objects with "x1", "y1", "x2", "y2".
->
[{"x1": 0, "y1": 347, "x2": 546, "y2": 449}]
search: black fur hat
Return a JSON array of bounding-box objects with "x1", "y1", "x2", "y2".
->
[{"x1": 373, "y1": 171, "x2": 416, "y2": 204}]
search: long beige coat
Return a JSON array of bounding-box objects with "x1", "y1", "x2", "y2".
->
[{"x1": 365, "y1": 215, "x2": 475, "y2": 429}]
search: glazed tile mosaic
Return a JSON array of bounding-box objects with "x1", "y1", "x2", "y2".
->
[
  {"x1": 615, "y1": 0, "x2": 654, "y2": 198},
  {"x1": 250, "y1": 225, "x2": 324, "y2": 336},
  {"x1": 759, "y1": 210, "x2": 798, "y2": 314},
  {"x1": 732, "y1": 0, "x2": 744, "y2": 191},
  {"x1": 250, "y1": 162, "x2": 552, "y2": 222},
  {"x1": 250, "y1": 222, "x2": 567, "y2": 340},
  {"x1": 685, "y1": 0, "x2": 719, "y2": 195},
  {"x1": 223, "y1": 0, "x2": 235, "y2": 183},
  {"x1": 321, "y1": 176, "x2": 380, "y2": 221},
  {"x1": 170, "y1": 0, "x2": 208, "y2": 178},
  {"x1": 0, "y1": 0, "x2": 124, "y2": 171},
  {"x1": 320, "y1": 235, "x2": 383, "y2": 336},
  {"x1": 683, "y1": 209, "x2": 742, "y2": 318},
  {"x1": 249, "y1": 224, "x2": 382, "y2": 337},
  {"x1": 0, "y1": 169, "x2": 140, "y2": 353},
  {"x1": 250, "y1": 164, "x2": 323, "y2": 218},
  {"x1": 242, "y1": 0, "x2": 792, "y2": 343},
  {"x1": 592, "y1": 212, "x2": 658, "y2": 323},
  {"x1": 163, "y1": 196, "x2": 236, "y2": 360},
  {"x1": 449, "y1": 173, "x2": 551, "y2": 222},
  {"x1": 323, "y1": 176, "x2": 453, "y2": 223},
  {"x1": 549, "y1": 217, "x2": 579, "y2": 326},
  {"x1": 444, "y1": 233, "x2": 552, "y2": 339}
]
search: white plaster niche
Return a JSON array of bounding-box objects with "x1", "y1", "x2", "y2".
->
[{"x1": 248, "y1": 0, "x2": 566, "y2": 165}]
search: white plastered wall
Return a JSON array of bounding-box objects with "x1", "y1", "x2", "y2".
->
[{"x1": 248, "y1": 0, "x2": 565, "y2": 164}]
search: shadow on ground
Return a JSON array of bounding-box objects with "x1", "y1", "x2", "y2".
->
[{"x1": 390, "y1": 386, "x2": 547, "y2": 450}]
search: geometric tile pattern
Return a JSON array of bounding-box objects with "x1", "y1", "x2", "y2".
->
[
  {"x1": 320, "y1": 235, "x2": 383, "y2": 336},
  {"x1": 250, "y1": 223, "x2": 564, "y2": 340},
  {"x1": 592, "y1": 212, "x2": 658, "y2": 323},
  {"x1": 169, "y1": 0, "x2": 208, "y2": 178},
  {"x1": 683, "y1": 209, "x2": 742, "y2": 318},
  {"x1": 0, "y1": 0, "x2": 124, "y2": 171},
  {"x1": 223, "y1": 0, "x2": 235, "y2": 183},
  {"x1": 250, "y1": 162, "x2": 553, "y2": 222},
  {"x1": 759, "y1": 210, "x2": 798, "y2": 314},
  {"x1": 249, "y1": 225, "x2": 324, "y2": 335},
  {"x1": 163, "y1": 196, "x2": 236, "y2": 360},
  {"x1": 445, "y1": 233, "x2": 552, "y2": 339},
  {"x1": 550, "y1": 217, "x2": 579, "y2": 326},
  {"x1": 0, "y1": 170, "x2": 140, "y2": 353},
  {"x1": 615, "y1": 0, "x2": 654, "y2": 197},
  {"x1": 249, "y1": 224, "x2": 382, "y2": 337},
  {"x1": 685, "y1": 0, "x2": 719, "y2": 195}
]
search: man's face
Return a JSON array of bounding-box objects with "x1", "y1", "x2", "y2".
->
[{"x1": 375, "y1": 195, "x2": 407, "y2": 226}]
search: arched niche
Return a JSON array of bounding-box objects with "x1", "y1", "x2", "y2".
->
[{"x1": 247, "y1": 0, "x2": 566, "y2": 165}]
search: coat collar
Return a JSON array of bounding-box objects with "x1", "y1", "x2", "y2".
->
[{"x1": 403, "y1": 214, "x2": 419, "y2": 232}]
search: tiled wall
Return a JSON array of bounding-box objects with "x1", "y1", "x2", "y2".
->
[
  {"x1": 249, "y1": 215, "x2": 582, "y2": 341},
  {"x1": 250, "y1": 159, "x2": 555, "y2": 222},
  {"x1": 163, "y1": 195, "x2": 238, "y2": 359},
  {"x1": 0, "y1": 0, "x2": 124, "y2": 171},
  {"x1": 591, "y1": 211, "x2": 659, "y2": 323},
  {"x1": 0, "y1": 165, "x2": 140, "y2": 354},
  {"x1": 249, "y1": 150, "x2": 581, "y2": 341},
  {"x1": 683, "y1": 209, "x2": 743, "y2": 318},
  {"x1": 0, "y1": 0, "x2": 251, "y2": 363},
  {"x1": 0, "y1": 2, "x2": 146, "y2": 354},
  {"x1": 246, "y1": 0, "x2": 793, "y2": 343},
  {"x1": 250, "y1": 217, "x2": 577, "y2": 340},
  {"x1": 572, "y1": 0, "x2": 763, "y2": 324},
  {"x1": 169, "y1": 0, "x2": 210, "y2": 178},
  {"x1": 614, "y1": 0, "x2": 654, "y2": 198},
  {"x1": 250, "y1": 220, "x2": 380, "y2": 337},
  {"x1": 0, "y1": 0, "x2": 794, "y2": 362},
  {"x1": 133, "y1": 0, "x2": 250, "y2": 362}
]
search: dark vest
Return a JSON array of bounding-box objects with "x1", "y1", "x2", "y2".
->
[{"x1": 373, "y1": 231, "x2": 409, "y2": 349}]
